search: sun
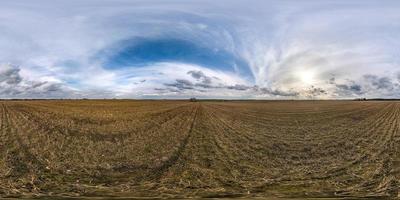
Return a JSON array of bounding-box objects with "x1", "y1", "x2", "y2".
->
[{"x1": 298, "y1": 70, "x2": 315, "y2": 85}]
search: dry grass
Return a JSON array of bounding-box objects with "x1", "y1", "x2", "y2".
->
[{"x1": 0, "y1": 100, "x2": 399, "y2": 199}]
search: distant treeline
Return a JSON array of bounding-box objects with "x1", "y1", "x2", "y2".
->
[{"x1": 354, "y1": 98, "x2": 400, "y2": 101}]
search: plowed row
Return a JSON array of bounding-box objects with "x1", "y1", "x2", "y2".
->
[{"x1": 0, "y1": 100, "x2": 398, "y2": 199}]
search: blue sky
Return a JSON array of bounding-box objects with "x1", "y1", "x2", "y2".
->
[{"x1": 0, "y1": 0, "x2": 399, "y2": 99}]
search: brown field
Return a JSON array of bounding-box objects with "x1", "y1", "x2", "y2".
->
[{"x1": 0, "y1": 100, "x2": 399, "y2": 199}]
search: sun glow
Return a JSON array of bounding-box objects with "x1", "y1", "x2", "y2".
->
[{"x1": 298, "y1": 70, "x2": 316, "y2": 85}]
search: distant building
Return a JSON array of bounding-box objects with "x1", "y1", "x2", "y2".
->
[{"x1": 190, "y1": 98, "x2": 197, "y2": 102}]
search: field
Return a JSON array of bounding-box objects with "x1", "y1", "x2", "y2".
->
[{"x1": 0, "y1": 100, "x2": 399, "y2": 199}]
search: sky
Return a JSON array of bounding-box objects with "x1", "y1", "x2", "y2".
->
[{"x1": 0, "y1": 0, "x2": 400, "y2": 99}]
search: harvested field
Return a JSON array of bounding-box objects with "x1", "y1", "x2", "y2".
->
[{"x1": 0, "y1": 100, "x2": 399, "y2": 199}]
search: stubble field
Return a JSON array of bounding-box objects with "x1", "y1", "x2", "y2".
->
[{"x1": 0, "y1": 100, "x2": 399, "y2": 199}]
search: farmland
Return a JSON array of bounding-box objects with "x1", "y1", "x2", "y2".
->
[{"x1": 0, "y1": 100, "x2": 399, "y2": 199}]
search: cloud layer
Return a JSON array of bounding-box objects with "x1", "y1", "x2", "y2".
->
[
  {"x1": 0, "y1": 64, "x2": 73, "y2": 98},
  {"x1": 1, "y1": 0, "x2": 400, "y2": 99}
]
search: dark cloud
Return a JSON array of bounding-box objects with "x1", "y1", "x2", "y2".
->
[
  {"x1": 187, "y1": 70, "x2": 204, "y2": 79},
  {"x1": 187, "y1": 70, "x2": 212, "y2": 84},
  {"x1": 336, "y1": 83, "x2": 362, "y2": 93},
  {"x1": 0, "y1": 64, "x2": 74, "y2": 98},
  {"x1": 42, "y1": 83, "x2": 63, "y2": 92},
  {"x1": 328, "y1": 76, "x2": 364, "y2": 96},
  {"x1": 161, "y1": 73, "x2": 399, "y2": 99},
  {"x1": 350, "y1": 84, "x2": 362, "y2": 92},
  {"x1": 154, "y1": 87, "x2": 180, "y2": 93},
  {"x1": 194, "y1": 83, "x2": 215, "y2": 89},
  {"x1": 257, "y1": 87, "x2": 299, "y2": 97},
  {"x1": 223, "y1": 84, "x2": 299, "y2": 97},
  {"x1": 0, "y1": 65, "x2": 22, "y2": 85},
  {"x1": 329, "y1": 74, "x2": 400, "y2": 98},
  {"x1": 306, "y1": 86, "x2": 327, "y2": 97},
  {"x1": 31, "y1": 81, "x2": 48, "y2": 88},
  {"x1": 165, "y1": 79, "x2": 252, "y2": 92},
  {"x1": 164, "y1": 78, "x2": 217, "y2": 91},
  {"x1": 164, "y1": 79, "x2": 194, "y2": 90},
  {"x1": 164, "y1": 71, "x2": 218, "y2": 92},
  {"x1": 226, "y1": 84, "x2": 251, "y2": 91},
  {"x1": 133, "y1": 79, "x2": 146, "y2": 85},
  {"x1": 270, "y1": 89, "x2": 299, "y2": 97},
  {"x1": 363, "y1": 75, "x2": 394, "y2": 90},
  {"x1": 162, "y1": 74, "x2": 300, "y2": 97}
]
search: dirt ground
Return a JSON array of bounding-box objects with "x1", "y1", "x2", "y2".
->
[{"x1": 0, "y1": 100, "x2": 398, "y2": 199}]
